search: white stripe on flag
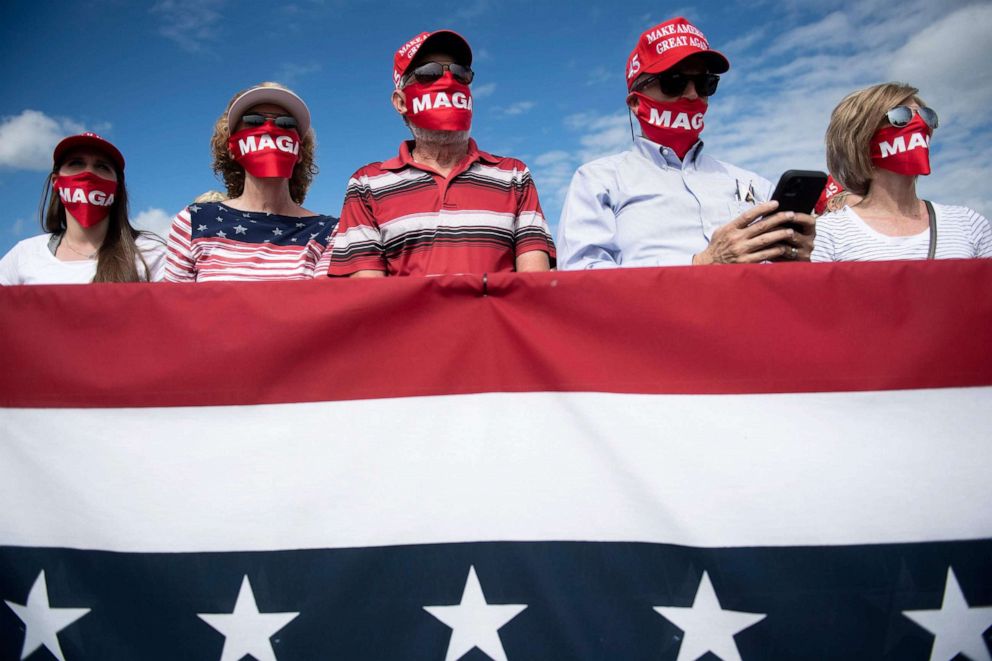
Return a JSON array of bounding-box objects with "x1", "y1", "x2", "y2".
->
[{"x1": 1, "y1": 388, "x2": 989, "y2": 552}]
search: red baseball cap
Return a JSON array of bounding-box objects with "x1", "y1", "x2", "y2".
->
[
  {"x1": 52, "y1": 132, "x2": 125, "y2": 171},
  {"x1": 393, "y1": 30, "x2": 472, "y2": 88},
  {"x1": 625, "y1": 17, "x2": 729, "y2": 90}
]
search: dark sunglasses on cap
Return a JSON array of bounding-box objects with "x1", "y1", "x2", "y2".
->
[
  {"x1": 410, "y1": 62, "x2": 474, "y2": 85},
  {"x1": 635, "y1": 72, "x2": 721, "y2": 98},
  {"x1": 885, "y1": 105, "x2": 938, "y2": 130},
  {"x1": 240, "y1": 113, "x2": 299, "y2": 130}
]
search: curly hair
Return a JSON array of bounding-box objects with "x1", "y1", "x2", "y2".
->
[
  {"x1": 210, "y1": 82, "x2": 318, "y2": 204},
  {"x1": 825, "y1": 82, "x2": 923, "y2": 196}
]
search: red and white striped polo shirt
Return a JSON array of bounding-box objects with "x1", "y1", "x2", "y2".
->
[{"x1": 325, "y1": 140, "x2": 555, "y2": 277}]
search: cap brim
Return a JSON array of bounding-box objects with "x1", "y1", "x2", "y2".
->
[
  {"x1": 642, "y1": 49, "x2": 731, "y2": 77},
  {"x1": 227, "y1": 87, "x2": 311, "y2": 136},
  {"x1": 53, "y1": 135, "x2": 125, "y2": 172}
]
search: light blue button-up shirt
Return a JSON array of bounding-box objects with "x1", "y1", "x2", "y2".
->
[{"x1": 557, "y1": 137, "x2": 773, "y2": 268}]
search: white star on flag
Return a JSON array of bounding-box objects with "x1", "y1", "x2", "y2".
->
[
  {"x1": 272, "y1": 228, "x2": 283, "y2": 236},
  {"x1": 424, "y1": 565, "x2": 527, "y2": 661},
  {"x1": 217, "y1": 230, "x2": 227, "y2": 239},
  {"x1": 189, "y1": 205, "x2": 201, "y2": 213},
  {"x1": 216, "y1": 217, "x2": 224, "y2": 222},
  {"x1": 654, "y1": 571, "x2": 766, "y2": 661},
  {"x1": 902, "y1": 567, "x2": 992, "y2": 661},
  {"x1": 4, "y1": 570, "x2": 90, "y2": 661},
  {"x1": 198, "y1": 575, "x2": 299, "y2": 661},
  {"x1": 295, "y1": 222, "x2": 305, "y2": 228},
  {"x1": 197, "y1": 224, "x2": 208, "y2": 231},
  {"x1": 234, "y1": 225, "x2": 247, "y2": 234}
]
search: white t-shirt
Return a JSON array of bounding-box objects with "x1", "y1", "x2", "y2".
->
[
  {"x1": 812, "y1": 203, "x2": 992, "y2": 262},
  {"x1": 0, "y1": 233, "x2": 167, "y2": 285}
]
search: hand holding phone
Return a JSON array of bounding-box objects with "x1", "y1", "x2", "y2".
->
[{"x1": 770, "y1": 170, "x2": 828, "y2": 214}]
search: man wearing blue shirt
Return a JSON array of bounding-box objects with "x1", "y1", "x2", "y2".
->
[{"x1": 557, "y1": 17, "x2": 815, "y2": 269}]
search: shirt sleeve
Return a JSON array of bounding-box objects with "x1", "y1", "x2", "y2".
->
[
  {"x1": 556, "y1": 165, "x2": 621, "y2": 270},
  {"x1": 138, "y1": 236, "x2": 169, "y2": 282},
  {"x1": 311, "y1": 217, "x2": 338, "y2": 278},
  {"x1": 969, "y1": 209, "x2": 992, "y2": 258},
  {"x1": 513, "y1": 165, "x2": 556, "y2": 265},
  {"x1": 810, "y1": 211, "x2": 839, "y2": 262},
  {"x1": 328, "y1": 173, "x2": 387, "y2": 276},
  {"x1": 164, "y1": 207, "x2": 196, "y2": 282},
  {"x1": 0, "y1": 241, "x2": 22, "y2": 285}
]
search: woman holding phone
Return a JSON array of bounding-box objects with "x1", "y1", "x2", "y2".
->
[
  {"x1": 165, "y1": 82, "x2": 336, "y2": 281},
  {"x1": 812, "y1": 82, "x2": 991, "y2": 261},
  {"x1": 0, "y1": 132, "x2": 165, "y2": 284}
]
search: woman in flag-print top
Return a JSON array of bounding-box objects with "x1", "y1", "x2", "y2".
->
[{"x1": 164, "y1": 82, "x2": 337, "y2": 282}]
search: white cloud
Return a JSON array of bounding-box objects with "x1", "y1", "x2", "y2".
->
[
  {"x1": 132, "y1": 207, "x2": 173, "y2": 240},
  {"x1": 586, "y1": 66, "x2": 614, "y2": 86},
  {"x1": 498, "y1": 101, "x2": 536, "y2": 116},
  {"x1": 150, "y1": 0, "x2": 225, "y2": 54},
  {"x1": 720, "y1": 26, "x2": 768, "y2": 56},
  {"x1": 0, "y1": 110, "x2": 86, "y2": 171},
  {"x1": 9, "y1": 217, "x2": 28, "y2": 237},
  {"x1": 472, "y1": 82, "x2": 497, "y2": 99},
  {"x1": 888, "y1": 3, "x2": 992, "y2": 128},
  {"x1": 275, "y1": 62, "x2": 322, "y2": 86},
  {"x1": 565, "y1": 111, "x2": 632, "y2": 164},
  {"x1": 454, "y1": 0, "x2": 492, "y2": 20},
  {"x1": 530, "y1": 150, "x2": 577, "y2": 209}
]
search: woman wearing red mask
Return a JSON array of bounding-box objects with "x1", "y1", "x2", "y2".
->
[
  {"x1": 0, "y1": 133, "x2": 166, "y2": 284},
  {"x1": 813, "y1": 82, "x2": 991, "y2": 261},
  {"x1": 165, "y1": 82, "x2": 336, "y2": 281}
]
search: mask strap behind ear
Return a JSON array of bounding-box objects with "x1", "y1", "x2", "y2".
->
[{"x1": 628, "y1": 107, "x2": 636, "y2": 144}]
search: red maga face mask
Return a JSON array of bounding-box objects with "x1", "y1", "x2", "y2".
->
[
  {"x1": 870, "y1": 113, "x2": 932, "y2": 176},
  {"x1": 228, "y1": 124, "x2": 301, "y2": 179},
  {"x1": 54, "y1": 171, "x2": 118, "y2": 228},
  {"x1": 631, "y1": 93, "x2": 707, "y2": 160},
  {"x1": 403, "y1": 73, "x2": 473, "y2": 132}
]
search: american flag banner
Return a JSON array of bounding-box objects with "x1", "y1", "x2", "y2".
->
[{"x1": 1, "y1": 261, "x2": 990, "y2": 661}]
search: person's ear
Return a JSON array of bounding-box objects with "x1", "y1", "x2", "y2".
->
[
  {"x1": 392, "y1": 89, "x2": 407, "y2": 115},
  {"x1": 626, "y1": 92, "x2": 639, "y2": 112}
]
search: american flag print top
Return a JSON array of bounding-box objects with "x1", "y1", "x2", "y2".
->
[{"x1": 165, "y1": 202, "x2": 337, "y2": 281}]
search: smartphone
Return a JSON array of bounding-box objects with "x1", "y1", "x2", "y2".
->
[{"x1": 771, "y1": 170, "x2": 829, "y2": 214}]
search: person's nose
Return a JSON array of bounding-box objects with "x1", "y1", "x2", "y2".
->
[{"x1": 683, "y1": 80, "x2": 699, "y2": 101}]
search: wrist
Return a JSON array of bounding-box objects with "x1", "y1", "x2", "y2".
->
[{"x1": 692, "y1": 249, "x2": 713, "y2": 265}]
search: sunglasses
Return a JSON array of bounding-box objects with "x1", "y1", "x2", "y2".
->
[
  {"x1": 240, "y1": 113, "x2": 299, "y2": 130},
  {"x1": 885, "y1": 105, "x2": 938, "y2": 130},
  {"x1": 409, "y1": 62, "x2": 474, "y2": 85},
  {"x1": 636, "y1": 72, "x2": 720, "y2": 98}
]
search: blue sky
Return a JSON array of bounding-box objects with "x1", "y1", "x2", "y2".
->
[{"x1": 1, "y1": 0, "x2": 990, "y2": 255}]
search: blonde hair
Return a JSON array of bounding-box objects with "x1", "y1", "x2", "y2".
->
[
  {"x1": 210, "y1": 81, "x2": 318, "y2": 204},
  {"x1": 193, "y1": 190, "x2": 227, "y2": 203},
  {"x1": 825, "y1": 82, "x2": 922, "y2": 196}
]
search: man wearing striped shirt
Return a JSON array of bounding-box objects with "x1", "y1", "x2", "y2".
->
[{"x1": 325, "y1": 30, "x2": 555, "y2": 277}]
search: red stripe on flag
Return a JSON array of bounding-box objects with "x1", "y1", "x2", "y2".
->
[{"x1": 1, "y1": 260, "x2": 990, "y2": 407}]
